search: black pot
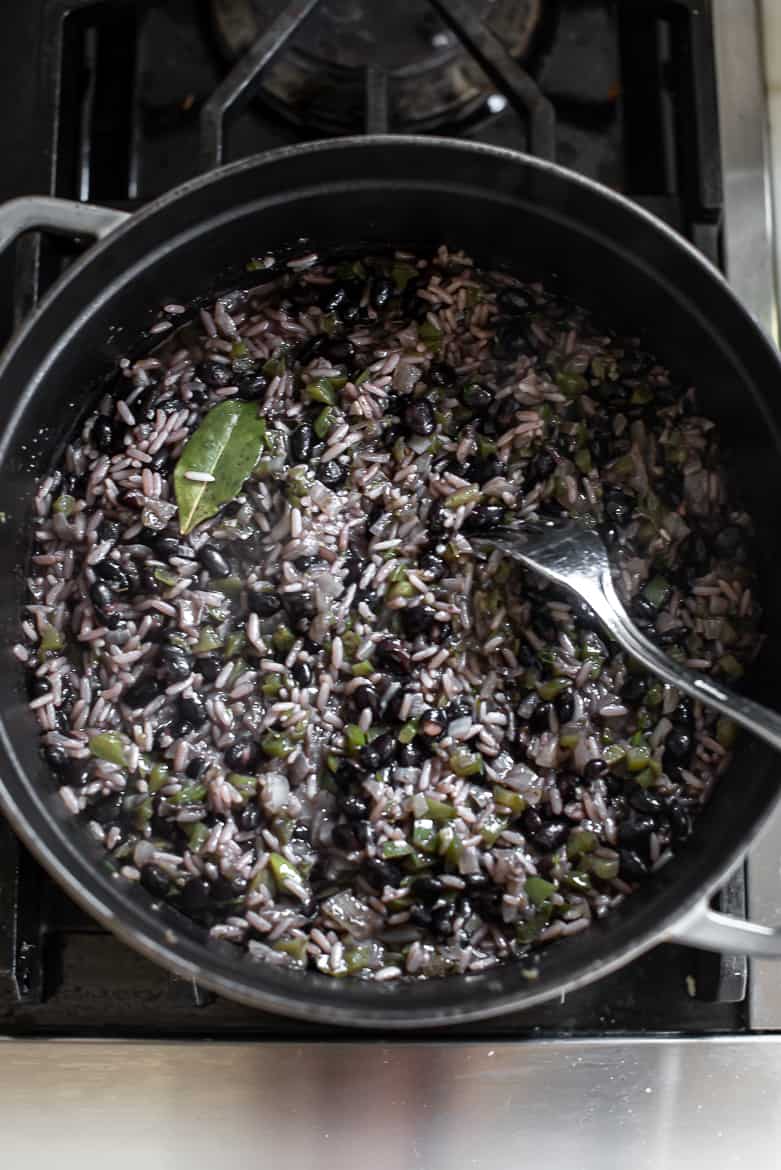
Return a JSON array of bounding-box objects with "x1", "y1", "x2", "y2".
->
[{"x1": 1, "y1": 137, "x2": 780, "y2": 1027}]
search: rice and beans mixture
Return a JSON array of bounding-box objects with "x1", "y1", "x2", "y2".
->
[{"x1": 17, "y1": 246, "x2": 760, "y2": 981}]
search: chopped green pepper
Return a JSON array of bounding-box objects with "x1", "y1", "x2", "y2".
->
[
  {"x1": 525, "y1": 875, "x2": 556, "y2": 907},
  {"x1": 269, "y1": 852, "x2": 303, "y2": 892},
  {"x1": 261, "y1": 733, "x2": 292, "y2": 759},
  {"x1": 493, "y1": 785, "x2": 526, "y2": 816},
  {"x1": 90, "y1": 732, "x2": 127, "y2": 768}
]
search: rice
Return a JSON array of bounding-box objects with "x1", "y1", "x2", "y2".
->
[{"x1": 20, "y1": 245, "x2": 760, "y2": 984}]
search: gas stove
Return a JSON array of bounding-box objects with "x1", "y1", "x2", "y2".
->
[{"x1": 0, "y1": 1, "x2": 780, "y2": 1163}]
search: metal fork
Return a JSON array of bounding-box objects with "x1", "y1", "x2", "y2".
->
[{"x1": 477, "y1": 519, "x2": 781, "y2": 754}]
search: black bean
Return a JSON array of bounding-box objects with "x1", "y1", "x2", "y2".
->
[
  {"x1": 493, "y1": 318, "x2": 532, "y2": 359},
  {"x1": 93, "y1": 559, "x2": 130, "y2": 591},
  {"x1": 198, "y1": 653, "x2": 221, "y2": 683},
  {"x1": 622, "y1": 674, "x2": 648, "y2": 705},
  {"x1": 43, "y1": 745, "x2": 68, "y2": 772},
  {"x1": 362, "y1": 858, "x2": 401, "y2": 891},
  {"x1": 180, "y1": 877, "x2": 212, "y2": 912},
  {"x1": 291, "y1": 661, "x2": 313, "y2": 688},
  {"x1": 289, "y1": 424, "x2": 314, "y2": 463},
  {"x1": 341, "y1": 794, "x2": 369, "y2": 821},
  {"x1": 248, "y1": 586, "x2": 281, "y2": 617},
  {"x1": 371, "y1": 277, "x2": 394, "y2": 309},
  {"x1": 89, "y1": 791, "x2": 124, "y2": 825},
  {"x1": 359, "y1": 744, "x2": 381, "y2": 771},
  {"x1": 322, "y1": 337, "x2": 355, "y2": 365},
  {"x1": 293, "y1": 555, "x2": 320, "y2": 573},
  {"x1": 282, "y1": 589, "x2": 317, "y2": 629},
  {"x1": 401, "y1": 605, "x2": 436, "y2": 638},
  {"x1": 626, "y1": 785, "x2": 663, "y2": 815},
  {"x1": 235, "y1": 374, "x2": 268, "y2": 401},
  {"x1": 461, "y1": 382, "x2": 493, "y2": 410},
  {"x1": 619, "y1": 849, "x2": 649, "y2": 880},
  {"x1": 397, "y1": 741, "x2": 423, "y2": 768},
  {"x1": 318, "y1": 460, "x2": 348, "y2": 488},
  {"x1": 475, "y1": 888, "x2": 504, "y2": 923},
  {"x1": 430, "y1": 902, "x2": 456, "y2": 938},
  {"x1": 138, "y1": 565, "x2": 161, "y2": 595},
  {"x1": 97, "y1": 519, "x2": 122, "y2": 545},
  {"x1": 672, "y1": 698, "x2": 694, "y2": 728},
  {"x1": 404, "y1": 398, "x2": 436, "y2": 437},
  {"x1": 428, "y1": 361, "x2": 456, "y2": 387},
  {"x1": 667, "y1": 799, "x2": 692, "y2": 842},
  {"x1": 447, "y1": 697, "x2": 473, "y2": 721},
  {"x1": 331, "y1": 821, "x2": 359, "y2": 852},
  {"x1": 533, "y1": 821, "x2": 570, "y2": 851},
  {"x1": 155, "y1": 536, "x2": 193, "y2": 561},
  {"x1": 529, "y1": 701, "x2": 553, "y2": 734},
  {"x1": 197, "y1": 360, "x2": 232, "y2": 387},
  {"x1": 496, "y1": 288, "x2": 529, "y2": 315},
  {"x1": 371, "y1": 732, "x2": 398, "y2": 767},
  {"x1": 140, "y1": 864, "x2": 170, "y2": 898},
  {"x1": 224, "y1": 739, "x2": 261, "y2": 771},
  {"x1": 333, "y1": 758, "x2": 364, "y2": 791},
  {"x1": 89, "y1": 581, "x2": 114, "y2": 611},
  {"x1": 351, "y1": 685, "x2": 379, "y2": 719},
  {"x1": 179, "y1": 694, "x2": 207, "y2": 728},
  {"x1": 240, "y1": 805, "x2": 262, "y2": 832},
  {"x1": 462, "y1": 504, "x2": 505, "y2": 534},
  {"x1": 618, "y1": 815, "x2": 656, "y2": 844},
  {"x1": 212, "y1": 875, "x2": 249, "y2": 902},
  {"x1": 463, "y1": 873, "x2": 490, "y2": 895},
  {"x1": 427, "y1": 501, "x2": 448, "y2": 538},
  {"x1": 93, "y1": 416, "x2": 116, "y2": 454},
  {"x1": 664, "y1": 728, "x2": 693, "y2": 767},
  {"x1": 383, "y1": 686, "x2": 406, "y2": 722},
  {"x1": 470, "y1": 454, "x2": 504, "y2": 485},
  {"x1": 604, "y1": 488, "x2": 633, "y2": 527},
  {"x1": 298, "y1": 333, "x2": 327, "y2": 364},
  {"x1": 419, "y1": 711, "x2": 446, "y2": 742},
  {"x1": 419, "y1": 552, "x2": 445, "y2": 578},
  {"x1": 198, "y1": 544, "x2": 230, "y2": 577},
  {"x1": 556, "y1": 688, "x2": 575, "y2": 723},
  {"x1": 376, "y1": 637, "x2": 412, "y2": 675},
  {"x1": 583, "y1": 759, "x2": 608, "y2": 783},
  {"x1": 124, "y1": 676, "x2": 159, "y2": 709},
  {"x1": 412, "y1": 876, "x2": 444, "y2": 905},
  {"x1": 159, "y1": 644, "x2": 193, "y2": 682},
  {"x1": 320, "y1": 282, "x2": 348, "y2": 313},
  {"x1": 186, "y1": 756, "x2": 205, "y2": 780},
  {"x1": 187, "y1": 379, "x2": 208, "y2": 405},
  {"x1": 713, "y1": 524, "x2": 746, "y2": 559},
  {"x1": 409, "y1": 906, "x2": 432, "y2": 928},
  {"x1": 522, "y1": 810, "x2": 545, "y2": 844},
  {"x1": 65, "y1": 761, "x2": 92, "y2": 788}
]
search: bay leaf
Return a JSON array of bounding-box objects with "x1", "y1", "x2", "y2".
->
[{"x1": 174, "y1": 400, "x2": 266, "y2": 535}]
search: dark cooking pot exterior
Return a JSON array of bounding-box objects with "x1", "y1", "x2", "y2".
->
[{"x1": 0, "y1": 137, "x2": 780, "y2": 1027}]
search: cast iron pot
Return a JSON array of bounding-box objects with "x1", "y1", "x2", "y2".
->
[{"x1": 0, "y1": 137, "x2": 780, "y2": 1028}]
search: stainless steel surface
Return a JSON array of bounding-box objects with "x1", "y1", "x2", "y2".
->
[
  {"x1": 714, "y1": 0, "x2": 778, "y2": 341},
  {"x1": 715, "y1": 0, "x2": 781, "y2": 1024},
  {"x1": 0, "y1": 196, "x2": 129, "y2": 254},
  {"x1": 1, "y1": 1038, "x2": 780, "y2": 1168}
]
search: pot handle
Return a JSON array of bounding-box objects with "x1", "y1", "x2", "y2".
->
[
  {"x1": 0, "y1": 196, "x2": 130, "y2": 254},
  {"x1": 667, "y1": 900, "x2": 781, "y2": 957}
]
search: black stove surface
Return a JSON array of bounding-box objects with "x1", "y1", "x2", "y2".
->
[{"x1": 0, "y1": 0, "x2": 745, "y2": 1037}]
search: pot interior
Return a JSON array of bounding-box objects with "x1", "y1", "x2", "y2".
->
[{"x1": 0, "y1": 140, "x2": 779, "y2": 1025}]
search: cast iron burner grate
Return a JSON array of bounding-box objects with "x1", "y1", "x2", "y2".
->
[
  {"x1": 211, "y1": 0, "x2": 544, "y2": 135},
  {"x1": 0, "y1": 0, "x2": 750, "y2": 1034}
]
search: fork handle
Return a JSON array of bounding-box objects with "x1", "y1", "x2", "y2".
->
[{"x1": 577, "y1": 568, "x2": 781, "y2": 754}]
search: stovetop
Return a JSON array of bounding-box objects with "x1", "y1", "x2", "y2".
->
[{"x1": 0, "y1": 0, "x2": 773, "y2": 1038}]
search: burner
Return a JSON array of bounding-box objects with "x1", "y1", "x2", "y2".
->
[{"x1": 211, "y1": 0, "x2": 542, "y2": 133}]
